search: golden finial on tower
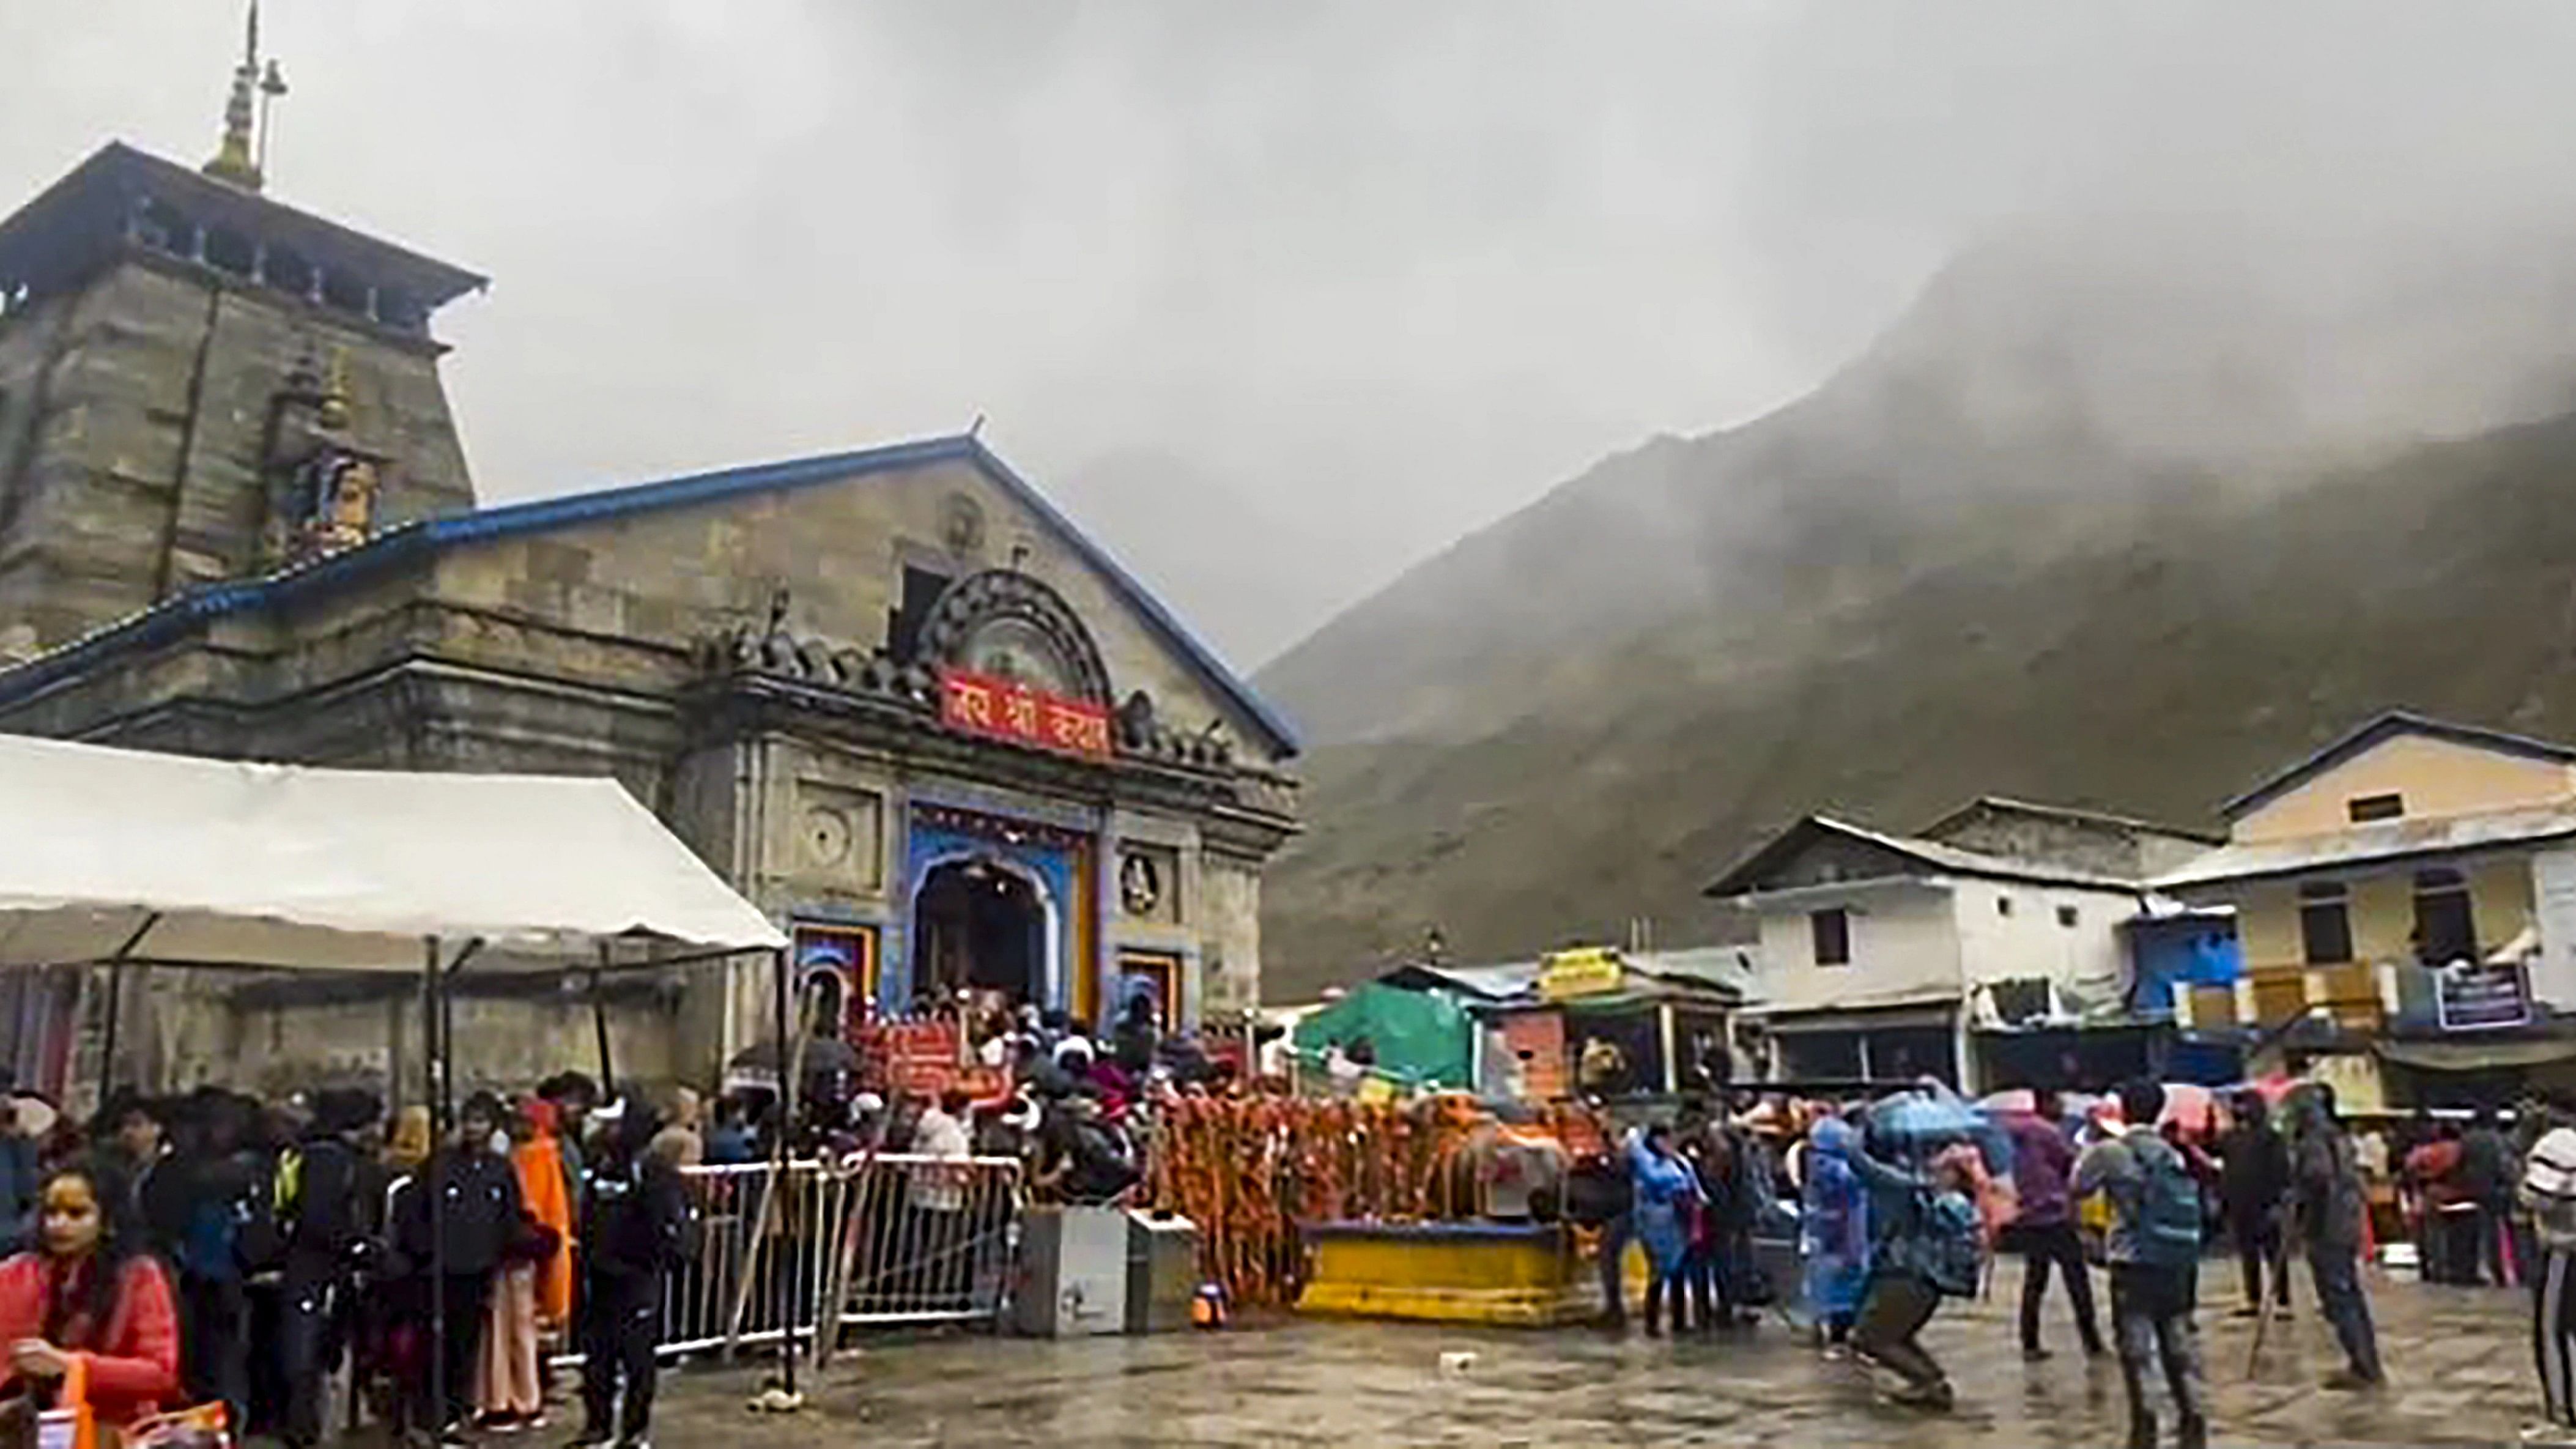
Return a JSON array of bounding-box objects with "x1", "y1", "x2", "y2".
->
[
  {"x1": 317, "y1": 346, "x2": 352, "y2": 429},
  {"x1": 202, "y1": 2, "x2": 265, "y2": 191}
]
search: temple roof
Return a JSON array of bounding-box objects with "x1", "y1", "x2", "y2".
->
[
  {"x1": 0, "y1": 143, "x2": 485, "y2": 328},
  {"x1": 0, "y1": 432, "x2": 1302, "y2": 758}
]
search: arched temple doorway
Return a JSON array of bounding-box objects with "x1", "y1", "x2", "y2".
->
[
  {"x1": 800, "y1": 968, "x2": 846, "y2": 1040},
  {"x1": 912, "y1": 857, "x2": 1048, "y2": 1006}
]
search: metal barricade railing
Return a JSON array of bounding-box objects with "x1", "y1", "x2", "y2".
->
[
  {"x1": 655, "y1": 1155, "x2": 1023, "y2": 1360},
  {"x1": 823, "y1": 1152, "x2": 1022, "y2": 1330}
]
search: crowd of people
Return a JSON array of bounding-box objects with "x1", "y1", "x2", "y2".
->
[
  {"x1": 0, "y1": 987, "x2": 1243, "y2": 1449},
  {"x1": 16, "y1": 999, "x2": 2576, "y2": 1449},
  {"x1": 1574, "y1": 1077, "x2": 2463, "y2": 1449},
  {"x1": 0, "y1": 1070, "x2": 703, "y2": 1449},
  {"x1": 895, "y1": 990, "x2": 1253, "y2": 1206}
]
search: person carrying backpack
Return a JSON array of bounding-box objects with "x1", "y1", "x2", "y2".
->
[
  {"x1": 2462, "y1": 1103, "x2": 2518, "y2": 1287},
  {"x1": 277, "y1": 1089, "x2": 376, "y2": 1448},
  {"x1": 1846, "y1": 1123, "x2": 1987, "y2": 1411},
  {"x1": 2074, "y1": 1078, "x2": 2209, "y2": 1449},
  {"x1": 160, "y1": 1091, "x2": 259, "y2": 1439}
]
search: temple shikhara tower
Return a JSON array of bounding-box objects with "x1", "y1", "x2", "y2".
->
[
  {"x1": 0, "y1": 17, "x2": 1298, "y2": 1100},
  {"x1": 0, "y1": 11, "x2": 480, "y2": 654}
]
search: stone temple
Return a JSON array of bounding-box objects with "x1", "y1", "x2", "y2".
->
[{"x1": 0, "y1": 79, "x2": 1300, "y2": 1100}]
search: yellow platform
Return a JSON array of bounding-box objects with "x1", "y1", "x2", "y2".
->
[{"x1": 1294, "y1": 1221, "x2": 1614, "y2": 1327}]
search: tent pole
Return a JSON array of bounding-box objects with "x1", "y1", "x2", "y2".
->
[
  {"x1": 98, "y1": 962, "x2": 122, "y2": 1102},
  {"x1": 592, "y1": 943, "x2": 614, "y2": 1089},
  {"x1": 424, "y1": 936, "x2": 449, "y2": 1439},
  {"x1": 94, "y1": 913, "x2": 159, "y2": 1103},
  {"x1": 771, "y1": 944, "x2": 800, "y2": 1401}
]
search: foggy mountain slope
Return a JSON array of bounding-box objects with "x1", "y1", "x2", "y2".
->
[
  {"x1": 1262, "y1": 222, "x2": 2576, "y2": 744},
  {"x1": 1255, "y1": 228, "x2": 2576, "y2": 1001}
]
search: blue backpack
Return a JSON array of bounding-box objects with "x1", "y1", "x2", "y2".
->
[
  {"x1": 1917, "y1": 1187, "x2": 1985, "y2": 1297},
  {"x1": 2126, "y1": 1131, "x2": 2204, "y2": 1267}
]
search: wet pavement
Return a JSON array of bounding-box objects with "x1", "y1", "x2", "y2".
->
[{"x1": 648, "y1": 1262, "x2": 2549, "y2": 1447}]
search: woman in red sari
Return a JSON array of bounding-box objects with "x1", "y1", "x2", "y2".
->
[{"x1": 0, "y1": 1164, "x2": 182, "y2": 1433}]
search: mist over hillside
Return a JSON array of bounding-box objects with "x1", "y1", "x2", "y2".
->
[{"x1": 1254, "y1": 222, "x2": 2576, "y2": 1000}]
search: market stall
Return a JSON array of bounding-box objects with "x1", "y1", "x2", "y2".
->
[{"x1": 1470, "y1": 948, "x2": 1741, "y2": 1102}]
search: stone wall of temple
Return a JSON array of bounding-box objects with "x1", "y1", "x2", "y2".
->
[
  {"x1": 421, "y1": 454, "x2": 1286, "y2": 769},
  {"x1": 0, "y1": 443, "x2": 1295, "y2": 1097},
  {"x1": 0, "y1": 254, "x2": 473, "y2": 651},
  {"x1": 109, "y1": 965, "x2": 678, "y2": 1112},
  {"x1": 1196, "y1": 853, "x2": 1267, "y2": 1017}
]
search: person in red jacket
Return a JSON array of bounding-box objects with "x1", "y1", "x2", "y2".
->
[{"x1": 0, "y1": 1163, "x2": 182, "y2": 1432}]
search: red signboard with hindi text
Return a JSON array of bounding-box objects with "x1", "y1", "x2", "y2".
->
[
  {"x1": 938, "y1": 667, "x2": 1113, "y2": 760},
  {"x1": 870, "y1": 1020, "x2": 963, "y2": 1095}
]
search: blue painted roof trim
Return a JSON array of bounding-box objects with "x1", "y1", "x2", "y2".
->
[{"x1": 0, "y1": 434, "x2": 1303, "y2": 756}]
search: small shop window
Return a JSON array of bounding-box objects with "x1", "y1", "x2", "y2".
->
[
  {"x1": 1810, "y1": 907, "x2": 1851, "y2": 967},
  {"x1": 2298, "y1": 881, "x2": 2353, "y2": 965}
]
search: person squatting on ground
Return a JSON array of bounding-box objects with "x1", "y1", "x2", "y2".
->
[
  {"x1": 2075, "y1": 1078, "x2": 2210, "y2": 1449},
  {"x1": 573, "y1": 1091, "x2": 690, "y2": 1449},
  {"x1": 1845, "y1": 1127, "x2": 1986, "y2": 1410},
  {"x1": 1626, "y1": 1124, "x2": 1704, "y2": 1336},
  {"x1": 2005, "y1": 1086, "x2": 2104, "y2": 1361},
  {"x1": 2521, "y1": 1099, "x2": 2576, "y2": 1444},
  {"x1": 2291, "y1": 1083, "x2": 2386, "y2": 1391}
]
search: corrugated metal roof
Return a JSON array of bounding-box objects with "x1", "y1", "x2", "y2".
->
[
  {"x1": 1919, "y1": 795, "x2": 2225, "y2": 847},
  {"x1": 1706, "y1": 813, "x2": 2146, "y2": 899},
  {"x1": 1378, "y1": 962, "x2": 1545, "y2": 999},
  {"x1": 1632, "y1": 946, "x2": 1758, "y2": 996},
  {"x1": 1379, "y1": 948, "x2": 1752, "y2": 1004},
  {"x1": 2155, "y1": 804, "x2": 2576, "y2": 889}
]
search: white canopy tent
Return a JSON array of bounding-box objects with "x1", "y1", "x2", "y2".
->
[
  {"x1": 0, "y1": 734, "x2": 807, "y2": 1408},
  {"x1": 0, "y1": 733, "x2": 785, "y2": 970}
]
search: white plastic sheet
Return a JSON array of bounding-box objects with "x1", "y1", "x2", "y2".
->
[{"x1": 0, "y1": 734, "x2": 783, "y2": 971}]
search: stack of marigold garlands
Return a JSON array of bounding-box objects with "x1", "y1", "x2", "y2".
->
[{"x1": 1144, "y1": 1094, "x2": 1608, "y2": 1309}]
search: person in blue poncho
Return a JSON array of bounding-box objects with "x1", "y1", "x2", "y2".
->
[
  {"x1": 1627, "y1": 1124, "x2": 1705, "y2": 1336},
  {"x1": 1800, "y1": 1114, "x2": 1870, "y2": 1353}
]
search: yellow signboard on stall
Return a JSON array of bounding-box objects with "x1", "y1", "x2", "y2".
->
[{"x1": 1538, "y1": 947, "x2": 1624, "y2": 1001}]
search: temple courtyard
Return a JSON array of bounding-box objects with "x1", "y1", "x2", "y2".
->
[{"x1": 642, "y1": 1262, "x2": 2545, "y2": 1447}]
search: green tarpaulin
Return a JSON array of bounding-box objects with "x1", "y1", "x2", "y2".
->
[{"x1": 1292, "y1": 982, "x2": 1474, "y2": 1088}]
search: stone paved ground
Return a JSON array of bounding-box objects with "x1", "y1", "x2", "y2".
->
[{"x1": 643, "y1": 1262, "x2": 2548, "y2": 1447}]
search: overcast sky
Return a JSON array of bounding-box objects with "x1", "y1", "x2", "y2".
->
[{"x1": 13, "y1": 2, "x2": 2576, "y2": 667}]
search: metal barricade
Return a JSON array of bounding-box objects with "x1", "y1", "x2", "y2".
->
[
  {"x1": 655, "y1": 1155, "x2": 1023, "y2": 1360},
  {"x1": 823, "y1": 1152, "x2": 1023, "y2": 1330}
]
